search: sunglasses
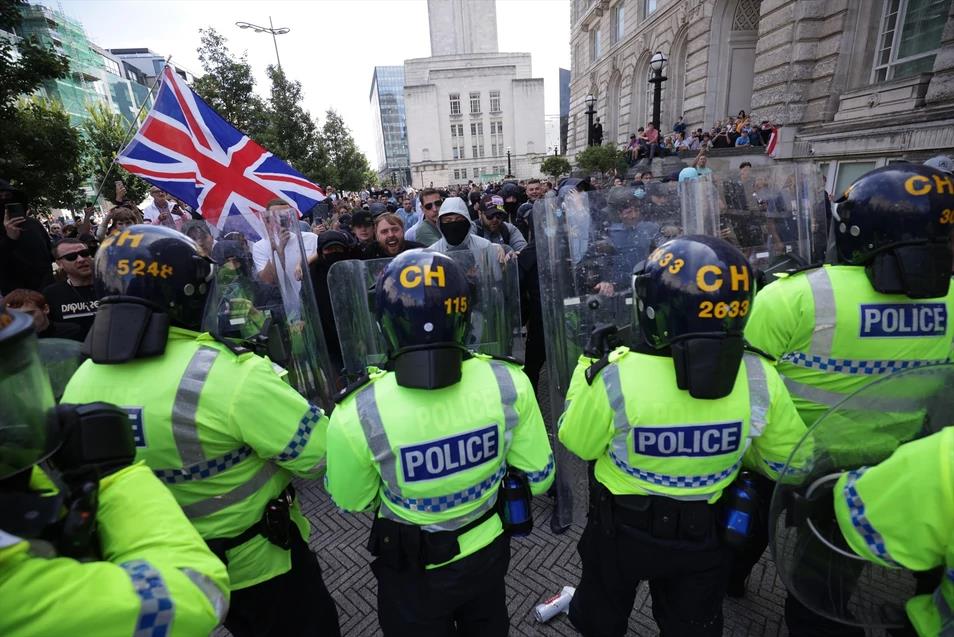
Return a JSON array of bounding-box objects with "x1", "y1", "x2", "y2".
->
[
  {"x1": 423, "y1": 199, "x2": 444, "y2": 210},
  {"x1": 58, "y1": 249, "x2": 92, "y2": 261}
]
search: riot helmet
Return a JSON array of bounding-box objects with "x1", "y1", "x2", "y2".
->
[
  {"x1": 375, "y1": 249, "x2": 472, "y2": 389},
  {"x1": 834, "y1": 164, "x2": 953, "y2": 298},
  {"x1": 633, "y1": 235, "x2": 754, "y2": 399},
  {"x1": 94, "y1": 225, "x2": 213, "y2": 330},
  {"x1": 0, "y1": 308, "x2": 57, "y2": 482}
]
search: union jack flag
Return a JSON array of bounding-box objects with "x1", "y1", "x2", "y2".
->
[{"x1": 117, "y1": 66, "x2": 325, "y2": 239}]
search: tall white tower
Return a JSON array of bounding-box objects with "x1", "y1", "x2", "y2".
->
[{"x1": 427, "y1": 0, "x2": 498, "y2": 56}]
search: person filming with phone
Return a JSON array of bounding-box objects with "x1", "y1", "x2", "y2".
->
[{"x1": 1, "y1": 193, "x2": 54, "y2": 295}]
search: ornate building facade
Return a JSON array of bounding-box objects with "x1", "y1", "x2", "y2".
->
[{"x1": 569, "y1": 0, "x2": 954, "y2": 193}]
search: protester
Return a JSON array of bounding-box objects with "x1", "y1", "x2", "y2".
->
[
  {"x1": 42, "y1": 237, "x2": 101, "y2": 339},
  {"x1": 405, "y1": 188, "x2": 443, "y2": 245},
  {"x1": 141, "y1": 186, "x2": 186, "y2": 228},
  {"x1": 1, "y1": 288, "x2": 85, "y2": 340},
  {"x1": 363, "y1": 213, "x2": 424, "y2": 258},
  {"x1": 1, "y1": 198, "x2": 54, "y2": 295}
]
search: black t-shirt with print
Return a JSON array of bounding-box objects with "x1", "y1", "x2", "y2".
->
[{"x1": 42, "y1": 281, "x2": 101, "y2": 338}]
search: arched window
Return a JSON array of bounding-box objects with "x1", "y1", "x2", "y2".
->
[
  {"x1": 606, "y1": 71, "x2": 623, "y2": 144},
  {"x1": 629, "y1": 53, "x2": 651, "y2": 134},
  {"x1": 668, "y1": 29, "x2": 689, "y2": 128},
  {"x1": 705, "y1": 0, "x2": 761, "y2": 123}
]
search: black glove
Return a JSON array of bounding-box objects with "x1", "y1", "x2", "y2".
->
[{"x1": 51, "y1": 402, "x2": 136, "y2": 481}]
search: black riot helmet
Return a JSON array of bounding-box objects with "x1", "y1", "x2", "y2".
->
[
  {"x1": 375, "y1": 249, "x2": 472, "y2": 389},
  {"x1": 94, "y1": 225, "x2": 213, "y2": 330},
  {"x1": 633, "y1": 235, "x2": 755, "y2": 399},
  {"x1": 834, "y1": 164, "x2": 954, "y2": 298}
]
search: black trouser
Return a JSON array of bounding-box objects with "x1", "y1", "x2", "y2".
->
[
  {"x1": 371, "y1": 534, "x2": 511, "y2": 637},
  {"x1": 569, "y1": 496, "x2": 732, "y2": 637},
  {"x1": 224, "y1": 530, "x2": 341, "y2": 637}
]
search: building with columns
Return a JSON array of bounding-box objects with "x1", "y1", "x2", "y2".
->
[
  {"x1": 569, "y1": 0, "x2": 954, "y2": 194},
  {"x1": 404, "y1": 0, "x2": 546, "y2": 186}
]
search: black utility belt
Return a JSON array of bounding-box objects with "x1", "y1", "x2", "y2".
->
[
  {"x1": 594, "y1": 482, "x2": 720, "y2": 543},
  {"x1": 205, "y1": 485, "x2": 296, "y2": 564}
]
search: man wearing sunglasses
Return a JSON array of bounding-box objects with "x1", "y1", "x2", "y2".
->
[
  {"x1": 405, "y1": 188, "x2": 443, "y2": 246},
  {"x1": 41, "y1": 237, "x2": 102, "y2": 339},
  {"x1": 473, "y1": 194, "x2": 527, "y2": 253}
]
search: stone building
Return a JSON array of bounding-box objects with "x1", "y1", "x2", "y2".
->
[
  {"x1": 404, "y1": 0, "x2": 546, "y2": 186},
  {"x1": 569, "y1": 0, "x2": 954, "y2": 194}
]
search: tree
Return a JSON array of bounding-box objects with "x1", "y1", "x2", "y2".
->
[
  {"x1": 81, "y1": 103, "x2": 150, "y2": 204},
  {"x1": 540, "y1": 155, "x2": 572, "y2": 180},
  {"x1": 193, "y1": 28, "x2": 266, "y2": 138},
  {"x1": 259, "y1": 65, "x2": 320, "y2": 177},
  {"x1": 574, "y1": 144, "x2": 627, "y2": 179},
  {"x1": 0, "y1": 1, "x2": 69, "y2": 118},
  {"x1": 4, "y1": 97, "x2": 86, "y2": 209},
  {"x1": 316, "y1": 109, "x2": 375, "y2": 191}
]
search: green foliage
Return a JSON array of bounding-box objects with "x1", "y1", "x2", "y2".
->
[
  {"x1": 81, "y1": 102, "x2": 150, "y2": 204},
  {"x1": 260, "y1": 65, "x2": 320, "y2": 176},
  {"x1": 3, "y1": 97, "x2": 86, "y2": 209},
  {"x1": 540, "y1": 155, "x2": 572, "y2": 179},
  {"x1": 0, "y1": 1, "x2": 69, "y2": 118},
  {"x1": 317, "y1": 109, "x2": 374, "y2": 191},
  {"x1": 193, "y1": 28, "x2": 267, "y2": 138},
  {"x1": 574, "y1": 144, "x2": 628, "y2": 177}
]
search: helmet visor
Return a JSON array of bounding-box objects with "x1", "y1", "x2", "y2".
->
[{"x1": 0, "y1": 311, "x2": 56, "y2": 480}]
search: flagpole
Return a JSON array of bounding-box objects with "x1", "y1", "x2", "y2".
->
[{"x1": 90, "y1": 55, "x2": 173, "y2": 207}]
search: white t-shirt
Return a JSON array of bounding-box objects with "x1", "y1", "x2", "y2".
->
[
  {"x1": 142, "y1": 200, "x2": 186, "y2": 228},
  {"x1": 251, "y1": 232, "x2": 318, "y2": 274}
]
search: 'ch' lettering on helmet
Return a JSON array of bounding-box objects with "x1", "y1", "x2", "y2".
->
[{"x1": 399, "y1": 264, "x2": 446, "y2": 288}]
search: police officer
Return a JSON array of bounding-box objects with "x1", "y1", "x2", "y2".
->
[
  {"x1": 558, "y1": 235, "x2": 806, "y2": 637},
  {"x1": 828, "y1": 427, "x2": 954, "y2": 637},
  {"x1": 0, "y1": 305, "x2": 229, "y2": 636},
  {"x1": 326, "y1": 249, "x2": 554, "y2": 636},
  {"x1": 61, "y1": 225, "x2": 340, "y2": 637},
  {"x1": 742, "y1": 164, "x2": 954, "y2": 635}
]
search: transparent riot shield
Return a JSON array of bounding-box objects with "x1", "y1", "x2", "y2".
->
[
  {"x1": 201, "y1": 205, "x2": 334, "y2": 409},
  {"x1": 327, "y1": 245, "x2": 522, "y2": 382},
  {"x1": 533, "y1": 181, "x2": 686, "y2": 531},
  {"x1": 36, "y1": 338, "x2": 84, "y2": 402},
  {"x1": 682, "y1": 163, "x2": 828, "y2": 280},
  {"x1": 770, "y1": 364, "x2": 954, "y2": 629}
]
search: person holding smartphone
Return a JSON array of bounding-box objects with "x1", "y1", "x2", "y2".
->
[{"x1": 1, "y1": 199, "x2": 54, "y2": 295}]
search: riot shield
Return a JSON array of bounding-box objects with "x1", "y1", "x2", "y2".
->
[
  {"x1": 682, "y1": 163, "x2": 828, "y2": 280},
  {"x1": 201, "y1": 205, "x2": 334, "y2": 409},
  {"x1": 327, "y1": 245, "x2": 522, "y2": 382},
  {"x1": 36, "y1": 338, "x2": 83, "y2": 402},
  {"x1": 770, "y1": 364, "x2": 954, "y2": 629},
  {"x1": 533, "y1": 181, "x2": 686, "y2": 531}
]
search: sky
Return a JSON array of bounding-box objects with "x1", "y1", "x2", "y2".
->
[{"x1": 44, "y1": 0, "x2": 571, "y2": 166}]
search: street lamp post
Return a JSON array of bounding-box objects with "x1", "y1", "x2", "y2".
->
[
  {"x1": 236, "y1": 17, "x2": 290, "y2": 72},
  {"x1": 648, "y1": 51, "x2": 668, "y2": 130},
  {"x1": 584, "y1": 93, "x2": 597, "y2": 146},
  {"x1": 506, "y1": 147, "x2": 512, "y2": 178}
]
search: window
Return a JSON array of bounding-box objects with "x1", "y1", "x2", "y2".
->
[
  {"x1": 473, "y1": 168, "x2": 480, "y2": 179},
  {"x1": 590, "y1": 27, "x2": 602, "y2": 60},
  {"x1": 470, "y1": 122, "x2": 483, "y2": 136},
  {"x1": 644, "y1": 0, "x2": 657, "y2": 15},
  {"x1": 451, "y1": 123, "x2": 464, "y2": 138},
  {"x1": 872, "y1": 0, "x2": 948, "y2": 82},
  {"x1": 490, "y1": 120, "x2": 504, "y2": 156},
  {"x1": 612, "y1": 4, "x2": 625, "y2": 44},
  {"x1": 490, "y1": 90, "x2": 501, "y2": 112},
  {"x1": 449, "y1": 93, "x2": 461, "y2": 115},
  {"x1": 453, "y1": 169, "x2": 461, "y2": 180},
  {"x1": 453, "y1": 144, "x2": 466, "y2": 160},
  {"x1": 469, "y1": 91, "x2": 481, "y2": 114}
]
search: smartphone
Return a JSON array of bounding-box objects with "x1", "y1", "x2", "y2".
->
[{"x1": 5, "y1": 203, "x2": 26, "y2": 219}]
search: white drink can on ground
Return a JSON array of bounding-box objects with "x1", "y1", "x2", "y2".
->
[{"x1": 533, "y1": 586, "x2": 576, "y2": 623}]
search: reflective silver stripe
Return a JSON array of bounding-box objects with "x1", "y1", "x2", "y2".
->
[
  {"x1": 0, "y1": 530, "x2": 21, "y2": 548},
  {"x1": 806, "y1": 268, "x2": 836, "y2": 358},
  {"x1": 172, "y1": 347, "x2": 219, "y2": 465},
  {"x1": 784, "y1": 376, "x2": 928, "y2": 412},
  {"x1": 602, "y1": 364, "x2": 632, "y2": 462},
  {"x1": 356, "y1": 384, "x2": 399, "y2": 491},
  {"x1": 744, "y1": 355, "x2": 769, "y2": 437},
  {"x1": 180, "y1": 462, "x2": 278, "y2": 519},
  {"x1": 180, "y1": 567, "x2": 228, "y2": 622},
  {"x1": 121, "y1": 560, "x2": 174, "y2": 637},
  {"x1": 490, "y1": 361, "x2": 519, "y2": 453}
]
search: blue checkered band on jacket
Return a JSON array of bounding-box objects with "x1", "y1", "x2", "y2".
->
[
  {"x1": 525, "y1": 454, "x2": 555, "y2": 483},
  {"x1": 843, "y1": 469, "x2": 901, "y2": 567},
  {"x1": 764, "y1": 459, "x2": 787, "y2": 474},
  {"x1": 781, "y1": 352, "x2": 945, "y2": 376},
  {"x1": 609, "y1": 452, "x2": 741, "y2": 489},
  {"x1": 383, "y1": 465, "x2": 507, "y2": 513},
  {"x1": 121, "y1": 560, "x2": 174, "y2": 637},
  {"x1": 275, "y1": 404, "x2": 323, "y2": 462},
  {"x1": 154, "y1": 446, "x2": 254, "y2": 484}
]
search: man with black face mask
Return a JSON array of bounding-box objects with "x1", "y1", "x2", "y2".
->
[
  {"x1": 309, "y1": 230, "x2": 355, "y2": 379},
  {"x1": 428, "y1": 197, "x2": 495, "y2": 253}
]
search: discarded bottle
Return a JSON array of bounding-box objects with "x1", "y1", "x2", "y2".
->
[{"x1": 533, "y1": 586, "x2": 576, "y2": 623}]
